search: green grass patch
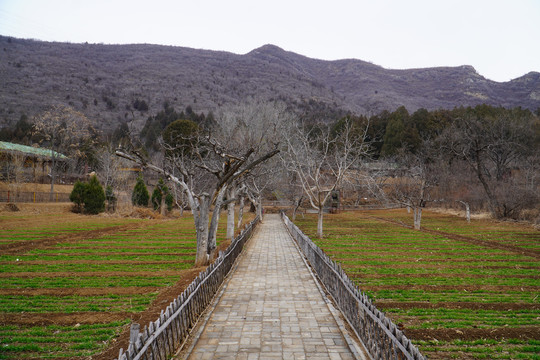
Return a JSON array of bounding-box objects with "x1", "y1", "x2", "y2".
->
[
  {"x1": 293, "y1": 209, "x2": 540, "y2": 359},
  {"x1": 0, "y1": 275, "x2": 180, "y2": 288},
  {"x1": 0, "y1": 321, "x2": 129, "y2": 359},
  {"x1": 385, "y1": 308, "x2": 540, "y2": 329},
  {"x1": 0, "y1": 294, "x2": 156, "y2": 313}
]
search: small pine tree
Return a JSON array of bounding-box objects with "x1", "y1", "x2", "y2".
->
[
  {"x1": 132, "y1": 175, "x2": 149, "y2": 207},
  {"x1": 69, "y1": 180, "x2": 86, "y2": 213},
  {"x1": 151, "y1": 178, "x2": 173, "y2": 212},
  {"x1": 70, "y1": 176, "x2": 106, "y2": 214},
  {"x1": 83, "y1": 175, "x2": 106, "y2": 214},
  {"x1": 165, "y1": 193, "x2": 174, "y2": 212}
]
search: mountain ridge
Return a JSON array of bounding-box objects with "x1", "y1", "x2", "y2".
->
[{"x1": 0, "y1": 36, "x2": 538, "y2": 132}]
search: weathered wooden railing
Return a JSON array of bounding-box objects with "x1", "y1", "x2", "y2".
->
[
  {"x1": 282, "y1": 212, "x2": 426, "y2": 360},
  {"x1": 115, "y1": 215, "x2": 259, "y2": 360},
  {"x1": 0, "y1": 190, "x2": 70, "y2": 203}
]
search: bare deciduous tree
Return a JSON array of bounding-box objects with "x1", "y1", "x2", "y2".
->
[
  {"x1": 117, "y1": 101, "x2": 287, "y2": 266},
  {"x1": 387, "y1": 154, "x2": 435, "y2": 230},
  {"x1": 443, "y1": 107, "x2": 537, "y2": 218},
  {"x1": 282, "y1": 118, "x2": 370, "y2": 238},
  {"x1": 4, "y1": 153, "x2": 27, "y2": 202},
  {"x1": 33, "y1": 105, "x2": 92, "y2": 200}
]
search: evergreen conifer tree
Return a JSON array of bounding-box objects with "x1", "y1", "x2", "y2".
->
[
  {"x1": 132, "y1": 174, "x2": 149, "y2": 206},
  {"x1": 83, "y1": 175, "x2": 106, "y2": 214}
]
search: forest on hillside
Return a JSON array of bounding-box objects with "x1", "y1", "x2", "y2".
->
[{"x1": 1, "y1": 101, "x2": 539, "y2": 225}]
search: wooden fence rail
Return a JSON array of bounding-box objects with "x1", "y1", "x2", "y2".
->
[
  {"x1": 282, "y1": 212, "x2": 426, "y2": 360},
  {"x1": 115, "y1": 215, "x2": 260, "y2": 360},
  {"x1": 0, "y1": 190, "x2": 70, "y2": 203}
]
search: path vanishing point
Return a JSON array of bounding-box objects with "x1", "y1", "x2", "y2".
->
[{"x1": 179, "y1": 214, "x2": 368, "y2": 360}]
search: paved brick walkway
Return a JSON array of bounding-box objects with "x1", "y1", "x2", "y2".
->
[{"x1": 181, "y1": 214, "x2": 365, "y2": 360}]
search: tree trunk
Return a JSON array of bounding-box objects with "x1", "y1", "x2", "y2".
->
[
  {"x1": 413, "y1": 206, "x2": 422, "y2": 230},
  {"x1": 237, "y1": 195, "x2": 245, "y2": 229},
  {"x1": 292, "y1": 196, "x2": 303, "y2": 221},
  {"x1": 160, "y1": 195, "x2": 166, "y2": 216},
  {"x1": 207, "y1": 187, "x2": 226, "y2": 260},
  {"x1": 459, "y1": 201, "x2": 471, "y2": 223},
  {"x1": 195, "y1": 194, "x2": 210, "y2": 266},
  {"x1": 49, "y1": 150, "x2": 56, "y2": 202},
  {"x1": 226, "y1": 188, "x2": 236, "y2": 240},
  {"x1": 317, "y1": 207, "x2": 324, "y2": 238},
  {"x1": 474, "y1": 149, "x2": 500, "y2": 217},
  {"x1": 256, "y1": 196, "x2": 263, "y2": 221}
]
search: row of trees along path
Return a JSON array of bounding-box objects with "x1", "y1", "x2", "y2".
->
[{"x1": 117, "y1": 102, "x2": 287, "y2": 266}]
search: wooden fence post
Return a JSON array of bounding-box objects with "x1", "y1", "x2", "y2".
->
[{"x1": 129, "y1": 323, "x2": 140, "y2": 348}]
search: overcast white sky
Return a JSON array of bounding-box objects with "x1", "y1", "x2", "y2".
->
[{"x1": 0, "y1": 0, "x2": 538, "y2": 82}]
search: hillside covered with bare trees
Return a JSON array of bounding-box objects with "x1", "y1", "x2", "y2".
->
[{"x1": 1, "y1": 36, "x2": 539, "y2": 133}]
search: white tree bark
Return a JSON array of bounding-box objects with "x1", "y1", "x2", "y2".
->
[
  {"x1": 195, "y1": 194, "x2": 210, "y2": 265},
  {"x1": 226, "y1": 187, "x2": 236, "y2": 240},
  {"x1": 160, "y1": 195, "x2": 166, "y2": 216},
  {"x1": 413, "y1": 206, "x2": 422, "y2": 230},
  {"x1": 237, "y1": 195, "x2": 245, "y2": 229},
  {"x1": 458, "y1": 200, "x2": 471, "y2": 223},
  {"x1": 317, "y1": 207, "x2": 324, "y2": 238}
]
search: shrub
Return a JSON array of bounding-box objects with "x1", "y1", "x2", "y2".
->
[
  {"x1": 165, "y1": 193, "x2": 174, "y2": 212},
  {"x1": 83, "y1": 176, "x2": 106, "y2": 214},
  {"x1": 69, "y1": 180, "x2": 86, "y2": 213},
  {"x1": 69, "y1": 176, "x2": 105, "y2": 214},
  {"x1": 132, "y1": 175, "x2": 149, "y2": 207}
]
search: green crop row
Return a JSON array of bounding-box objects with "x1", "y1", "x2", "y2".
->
[
  {"x1": 0, "y1": 211, "x2": 253, "y2": 359},
  {"x1": 0, "y1": 275, "x2": 180, "y2": 288},
  {"x1": 384, "y1": 308, "x2": 540, "y2": 329},
  {"x1": 416, "y1": 339, "x2": 540, "y2": 360},
  {"x1": 0, "y1": 293, "x2": 156, "y2": 313},
  {"x1": 0, "y1": 253, "x2": 194, "y2": 261},
  {"x1": 0, "y1": 260, "x2": 194, "y2": 273},
  {"x1": 370, "y1": 210, "x2": 540, "y2": 252},
  {"x1": 58, "y1": 240, "x2": 197, "y2": 248},
  {"x1": 27, "y1": 246, "x2": 195, "y2": 254},
  {"x1": 366, "y1": 289, "x2": 538, "y2": 303},
  {"x1": 356, "y1": 275, "x2": 539, "y2": 287},
  {"x1": 345, "y1": 265, "x2": 538, "y2": 277},
  {"x1": 0, "y1": 321, "x2": 128, "y2": 359},
  {"x1": 292, "y1": 209, "x2": 540, "y2": 359}
]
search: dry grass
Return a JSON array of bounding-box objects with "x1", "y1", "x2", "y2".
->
[{"x1": 0, "y1": 182, "x2": 73, "y2": 193}]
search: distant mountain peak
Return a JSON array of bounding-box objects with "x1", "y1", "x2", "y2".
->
[{"x1": 248, "y1": 44, "x2": 286, "y2": 55}]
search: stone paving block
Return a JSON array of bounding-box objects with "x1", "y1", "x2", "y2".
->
[{"x1": 182, "y1": 214, "x2": 362, "y2": 359}]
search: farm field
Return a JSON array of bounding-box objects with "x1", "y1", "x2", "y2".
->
[
  {"x1": 293, "y1": 208, "x2": 540, "y2": 360},
  {"x1": 0, "y1": 203, "x2": 253, "y2": 359}
]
